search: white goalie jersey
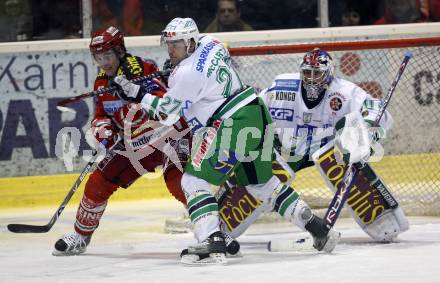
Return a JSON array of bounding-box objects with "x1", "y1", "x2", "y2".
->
[{"x1": 259, "y1": 73, "x2": 393, "y2": 161}]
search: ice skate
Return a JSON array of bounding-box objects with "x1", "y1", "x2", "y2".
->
[
  {"x1": 52, "y1": 232, "x2": 91, "y2": 256},
  {"x1": 223, "y1": 232, "x2": 241, "y2": 257},
  {"x1": 305, "y1": 215, "x2": 341, "y2": 253},
  {"x1": 180, "y1": 231, "x2": 227, "y2": 265}
]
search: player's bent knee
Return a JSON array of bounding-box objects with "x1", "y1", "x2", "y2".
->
[
  {"x1": 84, "y1": 171, "x2": 119, "y2": 203},
  {"x1": 165, "y1": 168, "x2": 186, "y2": 205},
  {"x1": 181, "y1": 173, "x2": 211, "y2": 196}
]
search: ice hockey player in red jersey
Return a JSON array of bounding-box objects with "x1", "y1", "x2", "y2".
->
[{"x1": 52, "y1": 26, "x2": 190, "y2": 256}]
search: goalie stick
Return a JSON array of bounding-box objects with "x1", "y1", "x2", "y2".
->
[
  {"x1": 56, "y1": 69, "x2": 171, "y2": 113},
  {"x1": 7, "y1": 144, "x2": 103, "y2": 233},
  {"x1": 324, "y1": 51, "x2": 413, "y2": 228}
]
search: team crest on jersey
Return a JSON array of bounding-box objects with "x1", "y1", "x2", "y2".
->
[
  {"x1": 303, "y1": 112, "x2": 312, "y2": 123},
  {"x1": 329, "y1": 97, "x2": 343, "y2": 111}
]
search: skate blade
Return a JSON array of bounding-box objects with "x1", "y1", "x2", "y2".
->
[
  {"x1": 322, "y1": 230, "x2": 341, "y2": 253},
  {"x1": 268, "y1": 237, "x2": 314, "y2": 252},
  {"x1": 52, "y1": 249, "x2": 86, "y2": 256},
  {"x1": 181, "y1": 253, "x2": 227, "y2": 266},
  {"x1": 226, "y1": 251, "x2": 243, "y2": 258}
]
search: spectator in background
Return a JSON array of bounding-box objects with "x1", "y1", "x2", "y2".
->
[
  {"x1": 92, "y1": 0, "x2": 118, "y2": 29},
  {"x1": 204, "y1": 0, "x2": 253, "y2": 32},
  {"x1": 92, "y1": 0, "x2": 144, "y2": 36},
  {"x1": 32, "y1": 0, "x2": 81, "y2": 40},
  {"x1": 374, "y1": 0, "x2": 428, "y2": 24},
  {"x1": 428, "y1": 0, "x2": 440, "y2": 21},
  {"x1": 341, "y1": 6, "x2": 362, "y2": 26},
  {"x1": 0, "y1": 0, "x2": 32, "y2": 42},
  {"x1": 121, "y1": 0, "x2": 144, "y2": 35}
]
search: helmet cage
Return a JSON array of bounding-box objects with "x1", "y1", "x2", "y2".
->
[{"x1": 300, "y1": 49, "x2": 334, "y2": 101}]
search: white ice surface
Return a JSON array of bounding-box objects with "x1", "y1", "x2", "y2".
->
[{"x1": 1, "y1": 199, "x2": 440, "y2": 283}]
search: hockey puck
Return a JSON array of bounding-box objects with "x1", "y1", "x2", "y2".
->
[{"x1": 227, "y1": 239, "x2": 240, "y2": 255}]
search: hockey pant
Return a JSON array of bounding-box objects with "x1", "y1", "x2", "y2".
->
[{"x1": 74, "y1": 143, "x2": 187, "y2": 236}]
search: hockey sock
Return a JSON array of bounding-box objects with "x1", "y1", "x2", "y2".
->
[{"x1": 182, "y1": 173, "x2": 220, "y2": 242}]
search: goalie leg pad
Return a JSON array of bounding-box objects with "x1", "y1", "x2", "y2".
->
[
  {"x1": 312, "y1": 143, "x2": 409, "y2": 241},
  {"x1": 217, "y1": 177, "x2": 277, "y2": 238},
  {"x1": 364, "y1": 207, "x2": 409, "y2": 242}
]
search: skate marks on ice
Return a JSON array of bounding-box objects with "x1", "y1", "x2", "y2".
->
[{"x1": 2, "y1": 201, "x2": 440, "y2": 281}]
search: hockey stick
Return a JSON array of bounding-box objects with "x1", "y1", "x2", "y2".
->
[
  {"x1": 324, "y1": 51, "x2": 413, "y2": 228},
  {"x1": 7, "y1": 115, "x2": 185, "y2": 233},
  {"x1": 6, "y1": 140, "x2": 107, "y2": 233},
  {"x1": 56, "y1": 69, "x2": 171, "y2": 113}
]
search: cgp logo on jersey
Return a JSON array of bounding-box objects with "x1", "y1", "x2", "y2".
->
[{"x1": 269, "y1": 107, "x2": 294, "y2": 121}]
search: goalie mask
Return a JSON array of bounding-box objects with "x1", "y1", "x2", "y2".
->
[
  {"x1": 161, "y1": 17, "x2": 199, "y2": 57},
  {"x1": 300, "y1": 48, "x2": 334, "y2": 102}
]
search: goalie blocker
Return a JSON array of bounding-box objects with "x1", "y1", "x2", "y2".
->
[{"x1": 312, "y1": 141, "x2": 409, "y2": 242}]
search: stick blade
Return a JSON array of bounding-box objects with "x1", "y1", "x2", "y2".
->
[
  {"x1": 56, "y1": 105, "x2": 76, "y2": 114},
  {"x1": 7, "y1": 224, "x2": 50, "y2": 233}
]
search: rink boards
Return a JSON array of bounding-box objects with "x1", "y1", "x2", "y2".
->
[{"x1": 0, "y1": 152, "x2": 438, "y2": 211}]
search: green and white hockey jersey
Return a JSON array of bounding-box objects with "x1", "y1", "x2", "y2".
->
[{"x1": 144, "y1": 35, "x2": 246, "y2": 131}]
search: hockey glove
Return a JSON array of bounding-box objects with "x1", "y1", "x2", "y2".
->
[
  {"x1": 141, "y1": 78, "x2": 167, "y2": 95},
  {"x1": 365, "y1": 122, "x2": 386, "y2": 142},
  {"x1": 91, "y1": 118, "x2": 119, "y2": 149},
  {"x1": 335, "y1": 111, "x2": 371, "y2": 165},
  {"x1": 112, "y1": 75, "x2": 143, "y2": 102}
]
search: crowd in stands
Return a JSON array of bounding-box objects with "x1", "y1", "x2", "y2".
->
[{"x1": 1, "y1": 0, "x2": 439, "y2": 42}]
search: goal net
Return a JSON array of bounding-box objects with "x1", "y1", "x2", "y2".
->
[{"x1": 229, "y1": 37, "x2": 440, "y2": 216}]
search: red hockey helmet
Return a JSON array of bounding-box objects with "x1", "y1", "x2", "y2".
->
[{"x1": 89, "y1": 26, "x2": 126, "y2": 55}]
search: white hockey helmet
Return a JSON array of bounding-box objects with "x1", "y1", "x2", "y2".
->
[{"x1": 161, "y1": 17, "x2": 199, "y2": 51}]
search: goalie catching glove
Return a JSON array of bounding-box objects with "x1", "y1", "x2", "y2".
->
[{"x1": 335, "y1": 111, "x2": 371, "y2": 165}]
